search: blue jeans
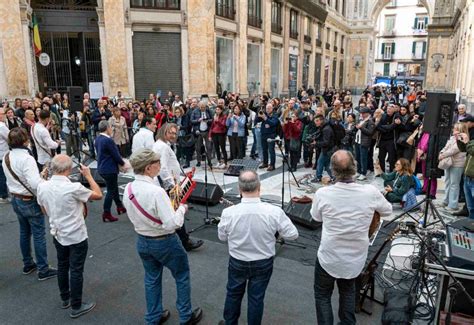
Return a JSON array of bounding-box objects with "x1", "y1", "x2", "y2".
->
[
  {"x1": 100, "y1": 173, "x2": 122, "y2": 213},
  {"x1": 251, "y1": 128, "x2": 263, "y2": 159},
  {"x1": 137, "y1": 234, "x2": 192, "y2": 325},
  {"x1": 223, "y1": 256, "x2": 274, "y2": 325},
  {"x1": 0, "y1": 161, "x2": 8, "y2": 198},
  {"x1": 355, "y1": 144, "x2": 369, "y2": 176},
  {"x1": 261, "y1": 134, "x2": 276, "y2": 167},
  {"x1": 86, "y1": 129, "x2": 95, "y2": 159},
  {"x1": 11, "y1": 197, "x2": 49, "y2": 273},
  {"x1": 54, "y1": 238, "x2": 88, "y2": 309},
  {"x1": 314, "y1": 258, "x2": 356, "y2": 325},
  {"x1": 463, "y1": 176, "x2": 474, "y2": 219},
  {"x1": 316, "y1": 151, "x2": 332, "y2": 179},
  {"x1": 444, "y1": 167, "x2": 464, "y2": 209}
]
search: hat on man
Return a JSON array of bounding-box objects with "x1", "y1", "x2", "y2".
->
[{"x1": 359, "y1": 107, "x2": 371, "y2": 114}]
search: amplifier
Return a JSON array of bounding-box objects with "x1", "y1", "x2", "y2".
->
[
  {"x1": 284, "y1": 200, "x2": 322, "y2": 230},
  {"x1": 446, "y1": 219, "x2": 474, "y2": 270}
]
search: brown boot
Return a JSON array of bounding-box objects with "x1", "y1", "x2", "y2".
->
[
  {"x1": 102, "y1": 212, "x2": 119, "y2": 222},
  {"x1": 267, "y1": 166, "x2": 275, "y2": 171}
]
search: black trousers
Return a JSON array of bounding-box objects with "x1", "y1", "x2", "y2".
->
[
  {"x1": 212, "y1": 133, "x2": 228, "y2": 163},
  {"x1": 54, "y1": 238, "x2": 88, "y2": 309},
  {"x1": 378, "y1": 139, "x2": 397, "y2": 172},
  {"x1": 229, "y1": 133, "x2": 243, "y2": 160},
  {"x1": 100, "y1": 173, "x2": 122, "y2": 213}
]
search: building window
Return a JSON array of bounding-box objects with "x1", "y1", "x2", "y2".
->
[
  {"x1": 216, "y1": 37, "x2": 234, "y2": 92},
  {"x1": 304, "y1": 17, "x2": 311, "y2": 43},
  {"x1": 334, "y1": 31, "x2": 338, "y2": 51},
  {"x1": 248, "y1": 0, "x2": 262, "y2": 28},
  {"x1": 414, "y1": 16, "x2": 428, "y2": 30},
  {"x1": 383, "y1": 63, "x2": 390, "y2": 76},
  {"x1": 290, "y1": 9, "x2": 298, "y2": 39},
  {"x1": 340, "y1": 35, "x2": 345, "y2": 54},
  {"x1": 342, "y1": 0, "x2": 346, "y2": 16},
  {"x1": 130, "y1": 0, "x2": 180, "y2": 9},
  {"x1": 216, "y1": 0, "x2": 235, "y2": 20},
  {"x1": 325, "y1": 27, "x2": 331, "y2": 49},
  {"x1": 335, "y1": 0, "x2": 339, "y2": 11},
  {"x1": 271, "y1": 1, "x2": 282, "y2": 34},
  {"x1": 381, "y1": 42, "x2": 395, "y2": 59},
  {"x1": 302, "y1": 53, "x2": 310, "y2": 87},
  {"x1": 271, "y1": 48, "x2": 280, "y2": 97},
  {"x1": 247, "y1": 43, "x2": 261, "y2": 96},
  {"x1": 384, "y1": 15, "x2": 395, "y2": 33},
  {"x1": 412, "y1": 41, "x2": 427, "y2": 59},
  {"x1": 388, "y1": 0, "x2": 397, "y2": 7}
]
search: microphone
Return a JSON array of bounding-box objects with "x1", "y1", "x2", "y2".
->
[{"x1": 267, "y1": 137, "x2": 282, "y2": 143}]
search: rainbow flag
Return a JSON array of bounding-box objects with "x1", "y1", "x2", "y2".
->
[{"x1": 33, "y1": 14, "x2": 41, "y2": 57}]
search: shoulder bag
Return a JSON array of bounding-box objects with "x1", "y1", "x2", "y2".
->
[{"x1": 127, "y1": 183, "x2": 163, "y2": 225}]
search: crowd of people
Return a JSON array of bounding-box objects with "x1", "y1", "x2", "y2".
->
[{"x1": 1, "y1": 83, "x2": 474, "y2": 324}]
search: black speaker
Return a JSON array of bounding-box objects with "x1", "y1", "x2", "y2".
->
[
  {"x1": 284, "y1": 200, "x2": 322, "y2": 230},
  {"x1": 188, "y1": 182, "x2": 223, "y2": 205},
  {"x1": 69, "y1": 168, "x2": 105, "y2": 187},
  {"x1": 423, "y1": 92, "x2": 456, "y2": 136},
  {"x1": 68, "y1": 86, "x2": 83, "y2": 113}
]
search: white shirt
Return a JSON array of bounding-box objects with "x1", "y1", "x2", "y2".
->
[
  {"x1": 0, "y1": 121, "x2": 9, "y2": 160},
  {"x1": 310, "y1": 182, "x2": 393, "y2": 279},
  {"x1": 199, "y1": 112, "x2": 208, "y2": 132},
  {"x1": 218, "y1": 197, "x2": 299, "y2": 261},
  {"x1": 132, "y1": 128, "x2": 155, "y2": 153},
  {"x1": 122, "y1": 175, "x2": 186, "y2": 237},
  {"x1": 32, "y1": 123, "x2": 58, "y2": 164},
  {"x1": 37, "y1": 175, "x2": 92, "y2": 246},
  {"x1": 152, "y1": 139, "x2": 181, "y2": 190},
  {"x1": 2, "y1": 148, "x2": 43, "y2": 195}
]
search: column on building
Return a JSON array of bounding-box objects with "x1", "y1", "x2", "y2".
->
[
  {"x1": 308, "y1": 19, "x2": 317, "y2": 89},
  {"x1": 0, "y1": 0, "x2": 32, "y2": 97},
  {"x1": 101, "y1": 0, "x2": 130, "y2": 97},
  {"x1": 262, "y1": 0, "x2": 272, "y2": 94},
  {"x1": 345, "y1": 33, "x2": 371, "y2": 93},
  {"x1": 297, "y1": 10, "x2": 304, "y2": 90},
  {"x1": 236, "y1": 0, "x2": 248, "y2": 97},
  {"x1": 281, "y1": 3, "x2": 290, "y2": 95}
]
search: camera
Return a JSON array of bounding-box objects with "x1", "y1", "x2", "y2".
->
[{"x1": 303, "y1": 130, "x2": 322, "y2": 146}]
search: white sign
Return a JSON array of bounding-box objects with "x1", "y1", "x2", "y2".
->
[
  {"x1": 89, "y1": 82, "x2": 104, "y2": 99},
  {"x1": 39, "y1": 53, "x2": 50, "y2": 66}
]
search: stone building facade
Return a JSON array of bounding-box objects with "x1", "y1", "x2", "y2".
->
[{"x1": 0, "y1": 0, "x2": 472, "y2": 109}]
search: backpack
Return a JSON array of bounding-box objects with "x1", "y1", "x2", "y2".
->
[
  {"x1": 330, "y1": 120, "x2": 346, "y2": 146},
  {"x1": 412, "y1": 175, "x2": 422, "y2": 195}
]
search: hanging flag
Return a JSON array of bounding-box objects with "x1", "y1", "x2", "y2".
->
[{"x1": 33, "y1": 14, "x2": 42, "y2": 57}]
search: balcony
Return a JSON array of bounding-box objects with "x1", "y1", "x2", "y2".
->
[
  {"x1": 333, "y1": 46, "x2": 338, "y2": 52},
  {"x1": 271, "y1": 23, "x2": 282, "y2": 34},
  {"x1": 378, "y1": 54, "x2": 393, "y2": 60},
  {"x1": 383, "y1": 29, "x2": 396, "y2": 37},
  {"x1": 412, "y1": 53, "x2": 427, "y2": 60},
  {"x1": 304, "y1": 35, "x2": 312, "y2": 44},
  {"x1": 290, "y1": 30, "x2": 299, "y2": 39},
  {"x1": 130, "y1": 0, "x2": 180, "y2": 10},
  {"x1": 325, "y1": 42, "x2": 330, "y2": 50},
  {"x1": 248, "y1": 15, "x2": 262, "y2": 28},
  {"x1": 316, "y1": 39, "x2": 322, "y2": 47},
  {"x1": 216, "y1": 3, "x2": 235, "y2": 20}
]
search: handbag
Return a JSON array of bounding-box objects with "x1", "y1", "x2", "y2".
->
[
  {"x1": 179, "y1": 134, "x2": 195, "y2": 148},
  {"x1": 438, "y1": 156, "x2": 453, "y2": 169},
  {"x1": 396, "y1": 131, "x2": 412, "y2": 147},
  {"x1": 127, "y1": 183, "x2": 163, "y2": 225},
  {"x1": 289, "y1": 138, "x2": 301, "y2": 152}
]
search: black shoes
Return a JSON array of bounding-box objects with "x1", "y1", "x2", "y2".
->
[
  {"x1": 259, "y1": 164, "x2": 268, "y2": 169},
  {"x1": 183, "y1": 307, "x2": 203, "y2": 324},
  {"x1": 70, "y1": 302, "x2": 96, "y2": 319},
  {"x1": 61, "y1": 300, "x2": 71, "y2": 309},
  {"x1": 159, "y1": 309, "x2": 171, "y2": 324},
  {"x1": 196, "y1": 162, "x2": 201, "y2": 167},
  {"x1": 22, "y1": 263, "x2": 37, "y2": 275},
  {"x1": 38, "y1": 268, "x2": 58, "y2": 281},
  {"x1": 184, "y1": 239, "x2": 204, "y2": 252},
  {"x1": 453, "y1": 205, "x2": 469, "y2": 216}
]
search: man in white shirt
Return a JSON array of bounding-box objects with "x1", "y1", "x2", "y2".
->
[
  {"x1": 2, "y1": 127, "x2": 57, "y2": 280},
  {"x1": 310, "y1": 150, "x2": 392, "y2": 324},
  {"x1": 123, "y1": 149, "x2": 203, "y2": 325},
  {"x1": 0, "y1": 107, "x2": 10, "y2": 203},
  {"x1": 37, "y1": 154, "x2": 102, "y2": 318},
  {"x1": 132, "y1": 116, "x2": 156, "y2": 153},
  {"x1": 32, "y1": 110, "x2": 60, "y2": 170},
  {"x1": 153, "y1": 123, "x2": 204, "y2": 252},
  {"x1": 218, "y1": 170, "x2": 299, "y2": 325}
]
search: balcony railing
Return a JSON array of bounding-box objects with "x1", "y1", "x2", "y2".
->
[
  {"x1": 316, "y1": 39, "x2": 322, "y2": 47},
  {"x1": 379, "y1": 54, "x2": 393, "y2": 60},
  {"x1": 216, "y1": 3, "x2": 235, "y2": 20},
  {"x1": 304, "y1": 35, "x2": 311, "y2": 43},
  {"x1": 334, "y1": 46, "x2": 338, "y2": 52},
  {"x1": 271, "y1": 23, "x2": 282, "y2": 34},
  {"x1": 412, "y1": 53, "x2": 427, "y2": 60},
  {"x1": 325, "y1": 42, "x2": 330, "y2": 50},
  {"x1": 290, "y1": 30, "x2": 299, "y2": 39},
  {"x1": 248, "y1": 15, "x2": 262, "y2": 28},
  {"x1": 383, "y1": 29, "x2": 396, "y2": 37},
  {"x1": 130, "y1": 0, "x2": 180, "y2": 10}
]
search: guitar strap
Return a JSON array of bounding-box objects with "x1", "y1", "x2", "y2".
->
[
  {"x1": 127, "y1": 183, "x2": 163, "y2": 225},
  {"x1": 4, "y1": 153, "x2": 36, "y2": 198}
]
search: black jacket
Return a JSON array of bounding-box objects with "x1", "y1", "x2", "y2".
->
[
  {"x1": 316, "y1": 122, "x2": 335, "y2": 153},
  {"x1": 358, "y1": 119, "x2": 376, "y2": 147},
  {"x1": 377, "y1": 113, "x2": 399, "y2": 142}
]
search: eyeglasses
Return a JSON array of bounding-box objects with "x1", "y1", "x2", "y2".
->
[
  {"x1": 168, "y1": 131, "x2": 177, "y2": 135},
  {"x1": 151, "y1": 160, "x2": 161, "y2": 165}
]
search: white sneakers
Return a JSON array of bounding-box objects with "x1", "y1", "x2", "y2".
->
[
  {"x1": 216, "y1": 162, "x2": 227, "y2": 169},
  {"x1": 357, "y1": 174, "x2": 367, "y2": 181}
]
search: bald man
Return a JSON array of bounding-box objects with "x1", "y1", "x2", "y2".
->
[
  {"x1": 310, "y1": 150, "x2": 392, "y2": 324},
  {"x1": 37, "y1": 154, "x2": 102, "y2": 318}
]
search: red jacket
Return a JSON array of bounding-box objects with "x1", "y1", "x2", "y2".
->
[
  {"x1": 121, "y1": 109, "x2": 131, "y2": 127},
  {"x1": 155, "y1": 111, "x2": 174, "y2": 129},
  {"x1": 209, "y1": 115, "x2": 227, "y2": 137},
  {"x1": 282, "y1": 120, "x2": 303, "y2": 140}
]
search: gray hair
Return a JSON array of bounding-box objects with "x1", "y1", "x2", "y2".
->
[
  {"x1": 50, "y1": 155, "x2": 73, "y2": 174},
  {"x1": 129, "y1": 148, "x2": 160, "y2": 175},
  {"x1": 458, "y1": 104, "x2": 466, "y2": 110},
  {"x1": 98, "y1": 120, "x2": 109, "y2": 132},
  {"x1": 238, "y1": 170, "x2": 260, "y2": 193},
  {"x1": 156, "y1": 123, "x2": 178, "y2": 141},
  {"x1": 330, "y1": 150, "x2": 357, "y2": 181}
]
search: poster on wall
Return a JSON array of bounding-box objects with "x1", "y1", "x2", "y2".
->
[{"x1": 289, "y1": 55, "x2": 298, "y2": 98}]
